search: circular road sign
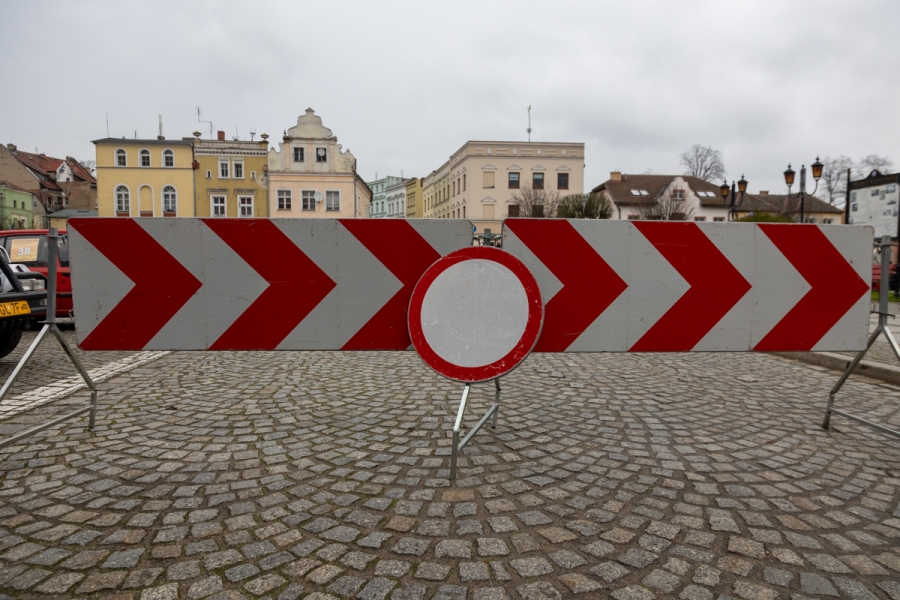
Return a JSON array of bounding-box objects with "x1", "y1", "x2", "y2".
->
[{"x1": 408, "y1": 246, "x2": 543, "y2": 383}]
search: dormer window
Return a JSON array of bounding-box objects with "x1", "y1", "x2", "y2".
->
[
  {"x1": 316, "y1": 148, "x2": 327, "y2": 163},
  {"x1": 673, "y1": 190, "x2": 685, "y2": 200},
  {"x1": 140, "y1": 149, "x2": 150, "y2": 167}
]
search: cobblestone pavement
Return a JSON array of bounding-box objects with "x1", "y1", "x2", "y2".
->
[
  {"x1": 0, "y1": 348, "x2": 898, "y2": 600},
  {"x1": 831, "y1": 312, "x2": 900, "y2": 366}
]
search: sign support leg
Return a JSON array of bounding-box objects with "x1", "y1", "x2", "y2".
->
[
  {"x1": 823, "y1": 235, "x2": 900, "y2": 439},
  {"x1": 0, "y1": 228, "x2": 99, "y2": 449},
  {"x1": 449, "y1": 378, "x2": 502, "y2": 481}
]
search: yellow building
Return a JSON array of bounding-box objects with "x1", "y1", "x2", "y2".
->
[
  {"x1": 194, "y1": 132, "x2": 269, "y2": 217},
  {"x1": 94, "y1": 138, "x2": 195, "y2": 217},
  {"x1": 423, "y1": 160, "x2": 450, "y2": 218},
  {"x1": 405, "y1": 177, "x2": 423, "y2": 218}
]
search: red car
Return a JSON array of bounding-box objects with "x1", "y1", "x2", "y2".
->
[{"x1": 0, "y1": 229, "x2": 71, "y2": 319}]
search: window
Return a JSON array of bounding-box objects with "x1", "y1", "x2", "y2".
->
[
  {"x1": 302, "y1": 190, "x2": 316, "y2": 210},
  {"x1": 630, "y1": 189, "x2": 650, "y2": 196},
  {"x1": 315, "y1": 148, "x2": 327, "y2": 162},
  {"x1": 116, "y1": 149, "x2": 127, "y2": 167},
  {"x1": 163, "y1": 186, "x2": 177, "y2": 214},
  {"x1": 163, "y1": 149, "x2": 174, "y2": 167},
  {"x1": 673, "y1": 190, "x2": 685, "y2": 200},
  {"x1": 483, "y1": 171, "x2": 495, "y2": 189},
  {"x1": 463, "y1": 174, "x2": 466, "y2": 191},
  {"x1": 508, "y1": 172, "x2": 520, "y2": 189},
  {"x1": 326, "y1": 191, "x2": 340, "y2": 211},
  {"x1": 533, "y1": 173, "x2": 544, "y2": 189},
  {"x1": 823, "y1": 218, "x2": 834, "y2": 224},
  {"x1": 212, "y1": 196, "x2": 226, "y2": 217},
  {"x1": 250, "y1": 171, "x2": 256, "y2": 180},
  {"x1": 239, "y1": 196, "x2": 253, "y2": 217},
  {"x1": 233, "y1": 160, "x2": 243, "y2": 179},
  {"x1": 713, "y1": 217, "x2": 725, "y2": 222},
  {"x1": 277, "y1": 190, "x2": 292, "y2": 210},
  {"x1": 219, "y1": 160, "x2": 229, "y2": 178},
  {"x1": 115, "y1": 185, "x2": 130, "y2": 214},
  {"x1": 558, "y1": 173, "x2": 569, "y2": 190},
  {"x1": 694, "y1": 216, "x2": 706, "y2": 222},
  {"x1": 206, "y1": 170, "x2": 212, "y2": 179},
  {"x1": 627, "y1": 214, "x2": 641, "y2": 220},
  {"x1": 140, "y1": 149, "x2": 150, "y2": 167},
  {"x1": 293, "y1": 147, "x2": 304, "y2": 162},
  {"x1": 871, "y1": 188, "x2": 879, "y2": 196}
]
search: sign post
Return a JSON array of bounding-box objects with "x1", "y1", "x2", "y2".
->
[{"x1": 407, "y1": 246, "x2": 543, "y2": 478}]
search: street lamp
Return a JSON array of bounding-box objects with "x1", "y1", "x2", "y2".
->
[
  {"x1": 719, "y1": 174, "x2": 748, "y2": 221},
  {"x1": 783, "y1": 157, "x2": 823, "y2": 223}
]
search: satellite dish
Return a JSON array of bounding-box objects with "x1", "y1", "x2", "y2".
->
[{"x1": 315, "y1": 191, "x2": 323, "y2": 203}]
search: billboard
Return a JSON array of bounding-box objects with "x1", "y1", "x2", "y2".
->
[{"x1": 848, "y1": 171, "x2": 900, "y2": 239}]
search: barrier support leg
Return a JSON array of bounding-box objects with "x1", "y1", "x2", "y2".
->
[
  {"x1": 450, "y1": 379, "x2": 502, "y2": 481},
  {"x1": 823, "y1": 234, "x2": 900, "y2": 439}
]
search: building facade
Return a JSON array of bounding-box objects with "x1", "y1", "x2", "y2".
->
[
  {"x1": 267, "y1": 109, "x2": 370, "y2": 219},
  {"x1": 592, "y1": 172, "x2": 730, "y2": 221},
  {"x1": 0, "y1": 181, "x2": 38, "y2": 229},
  {"x1": 425, "y1": 141, "x2": 585, "y2": 233},
  {"x1": 734, "y1": 192, "x2": 844, "y2": 224},
  {"x1": 94, "y1": 138, "x2": 195, "y2": 217},
  {"x1": 0, "y1": 144, "x2": 96, "y2": 215},
  {"x1": 405, "y1": 177, "x2": 423, "y2": 218},
  {"x1": 194, "y1": 132, "x2": 269, "y2": 218},
  {"x1": 384, "y1": 179, "x2": 408, "y2": 218},
  {"x1": 366, "y1": 175, "x2": 405, "y2": 218}
]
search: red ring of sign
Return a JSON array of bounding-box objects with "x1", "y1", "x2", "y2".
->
[{"x1": 408, "y1": 246, "x2": 544, "y2": 383}]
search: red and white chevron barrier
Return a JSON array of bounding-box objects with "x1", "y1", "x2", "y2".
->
[
  {"x1": 68, "y1": 218, "x2": 872, "y2": 353},
  {"x1": 503, "y1": 219, "x2": 871, "y2": 352},
  {"x1": 68, "y1": 218, "x2": 473, "y2": 351}
]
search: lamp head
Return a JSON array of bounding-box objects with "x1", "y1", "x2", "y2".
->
[
  {"x1": 720, "y1": 181, "x2": 730, "y2": 200},
  {"x1": 783, "y1": 164, "x2": 795, "y2": 187},
  {"x1": 811, "y1": 156, "x2": 823, "y2": 181},
  {"x1": 737, "y1": 175, "x2": 748, "y2": 195}
]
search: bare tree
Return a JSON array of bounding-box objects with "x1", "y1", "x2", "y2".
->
[
  {"x1": 557, "y1": 193, "x2": 613, "y2": 219},
  {"x1": 77, "y1": 159, "x2": 96, "y2": 175},
  {"x1": 679, "y1": 144, "x2": 726, "y2": 182},
  {"x1": 856, "y1": 154, "x2": 895, "y2": 179},
  {"x1": 637, "y1": 187, "x2": 695, "y2": 221},
  {"x1": 510, "y1": 184, "x2": 561, "y2": 217},
  {"x1": 819, "y1": 156, "x2": 853, "y2": 205}
]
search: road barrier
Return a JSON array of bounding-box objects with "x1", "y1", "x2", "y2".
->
[{"x1": 61, "y1": 218, "x2": 876, "y2": 478}]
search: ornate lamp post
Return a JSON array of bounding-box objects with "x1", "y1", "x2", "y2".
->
[
  {"x1": 719, "y1": 174, "x2": 748, "y2": 221},
  {"x1": 783, "y1": 157, "x2": 823, "y2": 223}
]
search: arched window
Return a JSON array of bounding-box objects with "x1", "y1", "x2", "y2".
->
[
  {"x1": 115, "y1": 185, "x2": 130, "y2": 214},
  {"x1": 140, "y1": 149, "x2": 150, "y2": 167},
  {"x1": 163, "y1": 186, "x2": 177, "y2": 215},
  {"x1": 115, "y1": 149, "x2": 126, "y2": 167},
  {"x1": 163, "y1": 149, "x2": 174, "y2": 168}
]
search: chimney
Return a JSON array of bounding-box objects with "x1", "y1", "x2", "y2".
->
[
  {"x1": 217, "y1": 130, "x2": 225, "y2": 141},
  {"x1": 6, "y1": 144, "x2": 16, "y2": 152},
  {"x1": 610, "y1": 170, "x2": 622, "y2": 182},
  {"x1": 758, "y1": 190, "x2": 768, "y2": 195}
]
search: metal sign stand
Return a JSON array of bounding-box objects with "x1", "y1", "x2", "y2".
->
[
  {"x1": 450, "y1": 378, "x2": 501, "y2": 480},
  {"x1": 823, "y1": 235, "x2": 900, "y2": 438},
  {"x1": 0, "y1": 228, "x2": 98, "y2": 449}
]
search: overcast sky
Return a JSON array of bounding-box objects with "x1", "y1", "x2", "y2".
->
[{"x1": 2, "y1": 1, "x2": 898, "y2": 197}]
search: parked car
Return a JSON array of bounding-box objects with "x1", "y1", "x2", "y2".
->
[
  {"x1": 0, "y1": 248, "x2": 47, "y2": 358},
  {"x1": 0, "y1": 230, "x2": 70, "y2": 318}
]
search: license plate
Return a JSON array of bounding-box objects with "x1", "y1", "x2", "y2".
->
[{"x1": 0, "y1": 301, "x2": 30, "y2": 317}]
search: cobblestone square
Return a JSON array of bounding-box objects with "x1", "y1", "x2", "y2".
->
[{"x1": 0, "y1": 328, "x2": 898, "y2": 599}]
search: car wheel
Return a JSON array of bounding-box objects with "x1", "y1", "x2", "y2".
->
[{"x1": 0, "y1": 330, "x2": 22, "y2": 359}]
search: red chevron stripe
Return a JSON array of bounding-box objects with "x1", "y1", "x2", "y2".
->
[{"x1": 630, "y1": 221, "x2": 751, "y2": 351}]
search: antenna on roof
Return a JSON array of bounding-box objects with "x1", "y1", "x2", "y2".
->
[
  {"x1": 133, "y1": 130, "x2": 138, "y2": 139},
  {"x1": 158, "y1": 114, "x2": 164, "y2": 140},
  {"x1": 527, "y1": 106, "x2": 532, "y2": 142},
  {"x1": 250, "y1": 128, "x2": 256, "y2": 141},
  {"x1": 106, "y1": 112, "x2": 110, "y2": 137},
  {"x1": 196, "y1": 107, "x2": 213, "y2": 139},
  {"x1": 235, "y1": 126, "x2": 239, "y2": 141}
]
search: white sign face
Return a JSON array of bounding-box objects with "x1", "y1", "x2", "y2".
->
[{"x1": 849, "y1": 182, "x2": 899, "y2": 239}]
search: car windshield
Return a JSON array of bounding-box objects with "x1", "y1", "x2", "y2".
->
[{"x1": 1, "y1": 234, "x2": 69, "y2": 267}]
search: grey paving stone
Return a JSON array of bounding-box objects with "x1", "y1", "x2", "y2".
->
[
  {"x1": 516, "y1": 581, "x2": 563, "y2": 600},
  {"x1": 799, "y1": 572, "x2": 840, "y2": 596},
  {"x1": 509, "y1": 557, "x2": 554, "y2": 577},
  {"x1": 642, "y1": 568, "x2": 681, "y2": 593},
  {"x1": 101, "y1": 547, "x2": 145, "y2": 569},
  {"x1": 435, "y1": 539, "x2": 471, "y2": 559}
]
